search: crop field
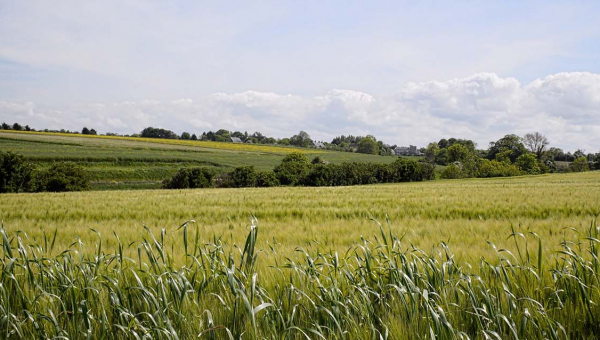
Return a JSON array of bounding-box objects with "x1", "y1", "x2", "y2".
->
[
  {"x1": 1, "y1": 172, "x2": 600, "y2": 338},
  {"x1": 0, "y1": 131, "x2": 404, "y2": 189}
]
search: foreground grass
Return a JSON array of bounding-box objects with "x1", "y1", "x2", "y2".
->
[{"x1": 1, "y1": 217, "x2": 599, "y2": 339}]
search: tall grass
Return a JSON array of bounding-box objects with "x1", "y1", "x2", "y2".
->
[{"x1": 1, "y1": 218, "x2": 599, "y2": 339}]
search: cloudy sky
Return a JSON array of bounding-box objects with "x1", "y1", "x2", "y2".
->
[{"x1": 1, "y1": 1, "x2": 599, "y2": 151}]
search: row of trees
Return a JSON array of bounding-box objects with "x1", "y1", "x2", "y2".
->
[
  {"x1": 163, "y1": 152, "x2": 434, "y2": 189},
  {"x1": 4, "y1": 123, "x2": 598, "y2": 165},
  {"x1": 423, "y1": 132, "x2": 599, "y2": 179},
  {"x1": 0, "y1": 151, "x2": 90, "y2": 193},
  {"x1": 1, "y1": 122, "x2": 99, "y2": 136}
]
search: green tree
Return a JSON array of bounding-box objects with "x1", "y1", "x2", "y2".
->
[
  {"x1": 255, "y1": 171, "x2": 279, "y2": 187},
  {"x1": 163, "y1": 168, "x2": 215, "y2": 189},
  {"x1": 447, "y1": 144, "x2": 469, "y2": 163},
  {"x1": 440, "y1": 164, "x2": 463, "y2": 179},
  {"x1": 290, "y1": 131, "x2": 312, "y2": 147},
  {"x1": 569, "y1": 157, "x2": 590, "y2": 172},
  {"x1": 488, "y1": 134, "x2": 527, "y2": 163},
  {"x1": 181, "y1": 132, "x2": 191, "y2": 140},
  {"x1": 0, "y1": 151, "x2": 35, "y2": 193},
  {"x1": 274, "y1": 152, "x2": 310, "y2": 185},
  {"x1": 515, "y1": 153, "x2": 541, "y2": 174},
  {"x1": 34, "y1": 162, "x2": 90, "y2": 192},
  {"x1": 357, "y1": 137, "x2": 378, "y2": 155},
  {"x1": 424, "y1": 143, "x2": 439, "y2": 164},
  {"x1": 12, "y1": 123, "x2": 23, "y2": 131},
  {"x1": 82, "y1": 127, "x2": 90, "y2": 135},
  {"x1": 229, "y1": 166, "x2": 258, "y2": 187}
]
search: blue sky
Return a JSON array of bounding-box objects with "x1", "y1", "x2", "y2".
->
[{"x1": 1, "y1": 1, "x2": 599, "y2": 151}]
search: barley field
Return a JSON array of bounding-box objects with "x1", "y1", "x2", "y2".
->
[{"x1": 1, "y1": 172, "x2": 600, "y2": 338}]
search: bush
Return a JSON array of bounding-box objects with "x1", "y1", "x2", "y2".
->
[
  {"x1": 163, "y1": 168, "x2": 215, "y2": 189},
  {"x1": 515, "y1": 153, "x2": 541, "y2": 175},
  {"x1": 569, "y1": 157, "x2": 590, "y2": 172},
  {"x1": 440, "y1": 164, "x2": 464, "y2": 179},
  {"x1": 255, "y1": 171, "x2": 279, "y2": 187},
  {"x1": 0, "y1": 151, "x2": 35, "y2": 193},
  {"x1": 476, "y1": 159, "x2": 522, "y2": 178},
  {"x1": 274, "y1": 152, "x2": 311, "y2": 185},
  {"x1": 35, "y1": 162, "x2": 90, "y2": 192},
  {"x1": 229, "y1": 166, "x2": 258, "y2": 188}
]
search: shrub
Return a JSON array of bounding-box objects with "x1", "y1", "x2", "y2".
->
[
  {"x1": 0, "y1": 151, "x2": 35, "y2": 193},
  {"x1": 255, "y1": 171, "x2": 279, "y2": 187},
  {"x1": 569, "y1": 157, "x2": 590, "y2": 172},
  {"x1": 476, "y1": 159, "x2": 522, "y2": 178},
  {"x1": 515, "y1": 153, "x2": 541, "y2": 174},
  {"x1": 274, "y1": 152, "x2": 311, "y2": 185},
  {"x1": 35, "y1": 162, "x2": 90, "y2": 192},
  {"x1": 229, "y1": 166, "x2": 258, "y2": 188},
  {"x1": 440, "y1": 164, "x2": 464, "y2": 179},
  {"x1": 163, "y1": 167, "x2": 215, "y2": 189}
]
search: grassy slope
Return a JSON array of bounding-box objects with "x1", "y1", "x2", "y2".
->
[
  {"x1": 1, "y1": 171, "x2": 598, "y2": 263},
  {"x1": 0, "y1": 130, "x2": 406, "y2": 189}
]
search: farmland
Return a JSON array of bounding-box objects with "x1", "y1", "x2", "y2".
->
[
  {"x1": 0, "y1": 130, "x2": 405, "y2": 189},
  {"x1": 1, "y1": 131, "x2": 600, "y2": 338},
  {"x1": 1, "y1": 172, "x2": 600, "y2": 338}
]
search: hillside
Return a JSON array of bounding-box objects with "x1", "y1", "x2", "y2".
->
[{"x1": 0, "y1": 130, "x2": 408, "y2": 189}]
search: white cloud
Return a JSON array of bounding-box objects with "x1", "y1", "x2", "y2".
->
[{"x1": 1, "y1": 72, "x2": 599, "y2": 152}]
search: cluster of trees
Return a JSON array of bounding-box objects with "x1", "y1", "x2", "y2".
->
[
  {"x1": 1, "y1": 122, "x2": 33, "y2": 131},
  {"x1": 0, "y1": 151, "x2": 90, "y2": 193},
  {"x1": 423, "y1": 132, "x2": 599, "y2": 180},
  {"x1": 1, "y1": 122, "x2": 101, "y2": 136},
  {"x1": 163, "y1": 152, "x2": 433, "y2": 189},
  {"x1": 327, "y1": 135, "x2": 396, "y2": 155},
  {"x1": 140, "y1": 127, "x2": 179, "y2": 139}
]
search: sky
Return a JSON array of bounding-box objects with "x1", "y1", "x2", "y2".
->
[{"x1": 1, "y1": 1, "x2": 600, "y2": 152}]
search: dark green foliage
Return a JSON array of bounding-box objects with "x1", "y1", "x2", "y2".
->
[
  {"x1": 35, "y1": 162, "x2": 90, "y2": 192},
  {"x1": 488, "y1": 134, "x2": 527, "y2": 163},
  {"x1": 180, "y1": 132, "x2": 191, "y2": 140},
  {"x1": 0, "y1": 151, "x2": 35, "y2": 193},
  {"x1": 440, "y1": 164, "x2": 464, "y2": 179},
  {"x1": 163, "y1": 167, "x2": 215, "y2": 189},
  {"x1": 229, "y1": 166, "x2": 258, "y2": 188},
  {"x1": 303, "y1": 158, "x2": 431, "y2": 186},
  {"x1": 311, "y1": 156, "x2": 324, "y2": 164},
  {"x1": 289, "y1": 131, "x2": 312, "y2": 147},
  {"x1": 475, "y1": 159, "x2": 522, "y2": 178},
  {"x1": 12, "y1": 123, "x2": 23, "y2": 131},
  {"x1": 357, "y1": 137, "x2": 378, "y2": 154},
  {"x1": 569, "y1": 157, "x2": 590, "y2": 172},
  {"x1": 273, "y1": 152, "x2": 311, "y2": 185},
  {"x1": 141, "y1": 127, "x2": 179, "y2": 139},
  {"x1": 255, "y1": 171, "x2": 279, "y2": 187},
  {"x1": 515, "y1": 153, "x2": 541, "y2": 174}
]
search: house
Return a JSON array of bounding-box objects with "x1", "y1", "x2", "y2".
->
[
  {"x1": 394, "y1": 145, "x2": 422, "y2": 156},
  {"x1": 313, "y1": 141, "x2": 325, "y2": 149},
  {"x1": 230, "y1": 137, "x2": 242, "y2": 143}
]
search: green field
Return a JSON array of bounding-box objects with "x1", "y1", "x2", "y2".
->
[
  {"x1": 1, "y1": 172, "x2": 600, "y2": 338},
  {"x1": 2, "y1": 131, "x2": 600, "y2": 338},
  {"x1": 0, "y1": 130, "x2": 407, "y2": 189}
]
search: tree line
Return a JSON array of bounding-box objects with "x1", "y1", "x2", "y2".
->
[
  {"x1": 423, "y1": 132, "x2": 599, "y2": 179},
  {"x1": 163, "y1": 152, "x2": 434, "y2": 189},
  {"x1": 3, "y1": 122, "x2": 599, "y2": 168}
]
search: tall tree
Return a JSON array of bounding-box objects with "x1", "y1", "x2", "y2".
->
[
  {"x1": 357, "y1": 137, "x2": 378, "y2": 155},
  {"x1": 488, "y1": 134, "x2": 527, "y2": 163},
  {"x1": 523, "y1": 132, "x2": 549, "y2": 160}
]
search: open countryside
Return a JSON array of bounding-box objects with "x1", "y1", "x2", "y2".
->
[{"x1": 2, "y1": 2, "x2": 600, "y2": 339}]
